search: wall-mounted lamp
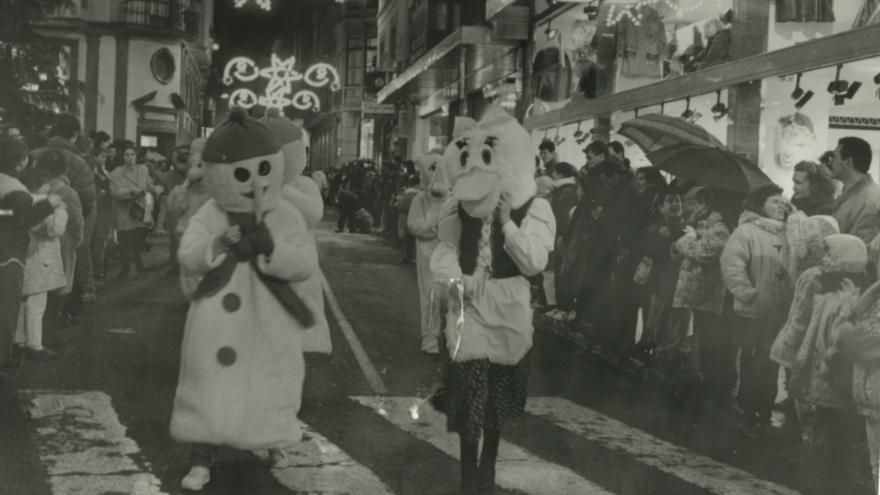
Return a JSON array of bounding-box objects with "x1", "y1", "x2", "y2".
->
[
  {"x1": 681, "y1": 97, "x2": 694, "y2": 120},
  {"x1": 828, "y1": 64, "x2": 861, "y2": 105},
  {"x1": 545, "y1": 20, "x2": 560, "y2": 40}
]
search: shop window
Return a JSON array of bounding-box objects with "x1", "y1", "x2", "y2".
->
[{"x1": 532, "y1": 47, "x2": 571, "y2": 103}]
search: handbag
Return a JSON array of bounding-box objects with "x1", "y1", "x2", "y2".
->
[
  {"x1": 633, "y1": 256, "x2": 654, "y2": 285},
  {"x1": 129, "y1": 195, "x2": 146, "y2": 221}
]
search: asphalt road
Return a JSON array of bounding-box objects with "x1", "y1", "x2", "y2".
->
[{"x1": 0, "y1": 214, "x2": 870, "y2": 495}]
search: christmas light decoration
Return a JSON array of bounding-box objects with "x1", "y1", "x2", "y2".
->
[
  {"x1": 604, "y1": 0, "x2": 709, "y2": 27},
  {"x1": 222, "y1": 54, "x2": 341, "y2": 112},
  {"x1": 234, "y1": 0, "x2": 271, "y2": 11}
]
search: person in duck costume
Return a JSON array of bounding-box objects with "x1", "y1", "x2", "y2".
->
[
  {"x1": 407, "y1": 151, "x2": 454, "y2": 354},
  {"x1": 431, "y1": 106, "x2": 555, "y2": 494},
  {"x1": 262, "y1": 109, "x2": 330, "y2": 353},
  {"x1": 170, "y1": 108, "x2": 318, "y2": 491}
]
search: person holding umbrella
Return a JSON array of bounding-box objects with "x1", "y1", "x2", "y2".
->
[{"x1": 721, "y1": 183, "x2": 794, "y2": 429}]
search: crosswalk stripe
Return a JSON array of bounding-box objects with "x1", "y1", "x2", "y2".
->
[
  {"x1": 19, "y1": 390, "x2": 167, "y2": 495},
  {"x1": 351, "y1": 396, "x2": 616, "y2": 495},
  {"x1": 526, "y1": 398, "x2": 799, "y2": 495},
  {"x1": 271, "y1": 424, "x2": 395, "y2": 494}
]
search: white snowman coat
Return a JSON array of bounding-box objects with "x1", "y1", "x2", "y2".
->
[
  {"x1": 170, "y1": 198, "x2": 317, "y2": 450},
  {"x1": 282, "y1": 177, "x2": 331, "y2": 354}
]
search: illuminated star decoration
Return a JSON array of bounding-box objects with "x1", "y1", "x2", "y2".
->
[
  {"x1": 234, "y1": 0, "x2": 271, "y2": 11},
  {"x1": 223, "y1": 54, "x2": 341, "y2": 112}
]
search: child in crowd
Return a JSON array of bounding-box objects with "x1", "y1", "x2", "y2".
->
[
  {"x1": 15, "y1": 168, "x2": 68, "y2": 360},
  {"x1": 166, "y1": 138, "x2": 209, "y2": 297},
  {"x1": 0, "y1": 136, "x2": 57, "y2": 375}
]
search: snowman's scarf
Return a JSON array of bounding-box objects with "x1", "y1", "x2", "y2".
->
[{"x1": 193, "y1": 211, "x2": 315, "y2": 328}]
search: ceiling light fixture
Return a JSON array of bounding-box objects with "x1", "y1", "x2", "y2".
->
[
  {"x1": 711, "y1": 90, "x2": 728, "y2": 121},
  {"x1": 545, "y1": 20, "x2": 560, "y2": 40},
  {"x1": 795, "y1": 90, "x2": 814, "y2": 109},
  {"x1": 790, "y1": 73, "x2": 804, "y2": 100},
  {"x1": 680, "y1": 97, "x2": 693, "y2": 120},
  {"x1": 828, "y1": 64, "x2": 861, "y2": 105}
]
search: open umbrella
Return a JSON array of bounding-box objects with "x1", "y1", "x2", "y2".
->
[
  {"x1": 618, "y1": 113, "x2": 724, "y2": 152},
  {"x1": 646, "y1": 143, "x2": 773, "y2": 194}
]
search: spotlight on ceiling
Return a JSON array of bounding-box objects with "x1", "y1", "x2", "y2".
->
[
  {"x1": 874, "y1": 72, "x2": 880, "y2": 85},
  {"x1": 711, "y1": 90, "x2": 728, "y2": 121},
  {"x1": 795, "y1": 90, "x2": 814, "y2": 109},
  {"x1": 790, "y1": 73, "x2": 804, "y2": 100},
  {"x1": 680, "y1": 96, "x2": 693, "y2": 120},
  {"x1": 828, "y1": 64, "x2": 861, "y2": 105}
]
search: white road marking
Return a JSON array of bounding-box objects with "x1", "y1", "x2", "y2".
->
[
  {"x1": 351, "y1": 396, "x2": 615, "y2": 495},
  {"x1": 320, "y1": 270, "x2": 389, "y2": 394},
  {"x1": 19, "y1": 390, "x2": 166, "y2": 495},
  {"x1": 271, "y1": 424, "x2": 395, "y2": 494},
  {"x1": 526, "y1": 397, "x2": 800, "y2": 495}
]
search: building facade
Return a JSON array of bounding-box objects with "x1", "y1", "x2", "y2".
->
[{"x1": 34, "y1": 0, "x2": 215, "y2": 154}]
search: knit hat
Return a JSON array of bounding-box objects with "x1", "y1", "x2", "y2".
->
[
  {"x1": 203, "y1": 107, "x2": 280, "y2": 163},
  {"x1": 262, "y1": 108, "x2": 303, "y2": 145}
]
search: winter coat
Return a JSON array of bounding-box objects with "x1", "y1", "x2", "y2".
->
[
  {"x1": 47, "y1": 177, "x2": 83, "y2": 295},
  {"x1": 0, "y1": 173, "x2": 54, "y2": 265},
  {"x1": 282, "y1": 179, "x2": 330, "y2": 354},
  {"x1": 635, "y1": 216, "x2": 683, "y2": 305},
  {"x1": 549, "y1": 179, "x2": 578, "y2": 243},
  {"x1": 721, "y1": 210, "x2": 792, "y2": 318},
  {"x1": 170, "y1": 199, "x2": 317, "y2": 450},
  {"x1": 672, "y1": 210, "x2": 730, "y2": 314},
  {"x1": 772, "y1": 235, "x2": 867, "y2": 409},
  {"x1": 792, "y1": 194, "x2": 834, "y2": 217},
  {"x1": 31, "y1": 137, "x2": 96, "y2": 218},
  {"x1": 780, "y1": 212, "x2": 839, "y2": 284},
  {"x1": 833, "y1": 175, "x2": 880, "y2": 246},
  {"x1": 431, "y1": 198, "x2": 555, "y2": 365},
  {"x1": 110, "y1": 164, "x2": 155, "y2": 232},
  {"x1": 22, "y1": 203, "x2": 67, "y2": 296},
  {"x1": 846, "y1": 288, "x2": 880, "y2": 418}
]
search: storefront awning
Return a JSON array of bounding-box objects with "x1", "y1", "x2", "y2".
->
[{"x1": 377, "y1": 26, "x2": 520, "y2": 105}]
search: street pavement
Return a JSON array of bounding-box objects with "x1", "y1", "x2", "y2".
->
[{"x1": 0, "y1": 215, "x2": 868, "y2": 494}]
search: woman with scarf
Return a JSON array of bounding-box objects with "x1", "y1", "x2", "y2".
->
[
  {"x1": 672, "y1": 186, "x2": 733, "y2": 403},
  {"x1": 722, "y1": 183, "x2": 794, "y2": 427},
  {"x1": 109, "y1": 144, "x2": 158, "y2": 278}
]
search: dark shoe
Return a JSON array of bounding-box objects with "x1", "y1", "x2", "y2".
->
[
  {"x1": 26, "y1": 348, "x2": 59, "y2": 361},
  {"x1": 477, "y1": 464, "x2": 495, "y2": 494}
]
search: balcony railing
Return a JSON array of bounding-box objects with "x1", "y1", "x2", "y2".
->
[{"x1": 119, "y1": 0, "x2": 200, "y2": 35}]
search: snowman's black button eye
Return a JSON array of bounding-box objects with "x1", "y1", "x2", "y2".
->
[
  {"x1": 258, "y1": 161, "x2": 271, "y2": 176},
  {"x1": 234, "y1": 168, "x2": 251, "y2": 182}
]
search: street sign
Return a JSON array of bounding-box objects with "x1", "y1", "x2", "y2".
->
[{"x1": 362, "y1": 102, "x2": 395, "y2": 115}]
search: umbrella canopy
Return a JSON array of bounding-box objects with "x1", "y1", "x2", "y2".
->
[
  {"x1": 646, "y1": 144, "x2": 773, "y2": 194},
  {"x1": 618, "y1": 114, "x2": 724, "y2": 152}
]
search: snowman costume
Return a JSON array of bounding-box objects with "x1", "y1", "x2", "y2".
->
[
  {"x1": 171, "y1": 109, "x2": 317, "y2": 490},
  {"x1": 430, "y1": 106, "x2": 555, "y2": 494},
  {"x1": 263, "y1": 111, "x2": 330, "y2": 353},
  {"x1": 407, "y1": 152, "x2": 454, "y2": 354}
]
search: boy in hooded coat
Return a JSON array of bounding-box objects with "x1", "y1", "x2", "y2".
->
[
  {"x1": 430, "y1": 106, "x2": 555, "y2": 494},
  {"x1": 171, "y1": 109, "x2": 318, "y2": 491}
]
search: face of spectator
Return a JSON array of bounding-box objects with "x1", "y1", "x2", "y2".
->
[
  {"x1": 107, "y1": 147, "x2": 117, "y2": 160},
  {"x1": 660, "y1": 194, "x2": 683, "y2": 219},
  {"x1": 98, "y1": 140, "x2": 110, "y2": 152},
  {"x1": 123, "y1": 148, "x2": 137, "y2": 166},
  {"x1": 585, "y1": 151, "x2": 604, "y2": 169},
  {"x1": 96, "y1": 150, "x2": 107, "y2": 166},
  {"x1": 539, "y1": 149, "x2": 554, "y2": 165},
  {"x1": 6, "y1": 127, "x2": 22, "y2": 140},
  {"x1": 633, "y1": 172, "x2": 648, "y2": 194},
  {"x1": 762, "y1": 194, "x2": 788, "y2": 221},
  {"x1": 792, "y1": 170, "x2": 811, "y2": 199},
  {"x1": 15, "y1": 153, "x2": 28, "y2": 174},
  {"x1": 830, "y1": 145, "x2": 850, "y2": 179}
]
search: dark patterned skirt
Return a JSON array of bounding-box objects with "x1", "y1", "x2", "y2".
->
[{"x1": 431, "y1": 351, "x2": 532, "y2": 441}]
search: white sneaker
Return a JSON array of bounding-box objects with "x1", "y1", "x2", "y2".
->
[
  {"x1": 270, "y1": 449, "x2": 290, "y2": 469},
  {"x1": 181, "y1": 466, "x2": 211, "y2": 491}
]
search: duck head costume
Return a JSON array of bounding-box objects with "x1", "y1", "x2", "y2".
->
[
  {"x1": 202, "y1": 108, "x2": 285, "y2": 218},
  {"x1": 442, "y1": 106, "x2": 537, "y2": 217}
]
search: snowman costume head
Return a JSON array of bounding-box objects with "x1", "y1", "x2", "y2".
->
[
  {"x1": 442, "y1": 106, "x2": 537, "y2": 218},
  {"x1": 202, "y1": 107, "x2": 285, "y2": 216},
  {"x1": 262, "y1": 108, "x2": 308, "y2": 183}
]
